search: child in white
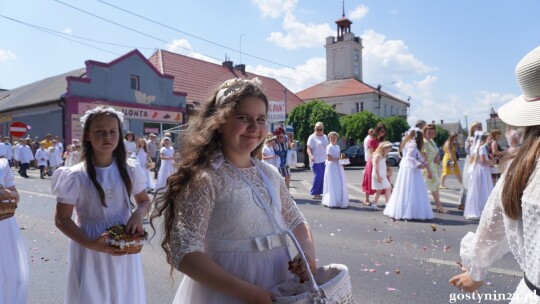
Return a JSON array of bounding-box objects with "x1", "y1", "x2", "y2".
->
[
  {"x1": 63, "y1": 145, "x2": 74, "y2": 167},
  {"x1": 52, "y1": 106, "x2": 151, "y2": 304},
  {"x1": 384, "y1": 129, "x2": 434, "y2": 220},
  {"x1": 322, "y1": 132, "x2": 349, "y2": 208},
  {"x1": 136, "y1": 138, "x2": 154, "y2": 191},
  {"x1": 464, "y1": 135, "x2": 494, "y2": 220},
  {"x1": 262, "y1": 136, "x2": 279, "y2": 168},
  {"x1": 35, "y1": 143, "x2": 49, "y2": 179},
  {"x1": 47, "y1": 141, "x2": 62, "y2": 175},
  {"x1": 154, "y1": 137, "x2": 175, "y2": 192},
  {"x1": 371, "y1": 141, "x2": 393, "y2": 210},
  {"x1": 0, "y1": 158, "x2": 28, "y2": 304}
]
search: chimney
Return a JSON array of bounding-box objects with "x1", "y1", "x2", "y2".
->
[
  {"x1": 222, "y1": 60, "x2": 233, "y2": 69},
  {"x1": 440, "y1": 120, "x2": 444, "y2": 124},
  {"x1": 234, "y1": 64, "x2": 246, "y2": 74}
]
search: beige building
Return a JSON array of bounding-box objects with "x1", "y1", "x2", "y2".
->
[{"x1": 296, "y1": 11, "x2": 408, "y2": 118}]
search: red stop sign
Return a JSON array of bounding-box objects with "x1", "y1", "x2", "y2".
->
[{"x1": 9, "y1": 121, "x2": 27, "y2": 137}]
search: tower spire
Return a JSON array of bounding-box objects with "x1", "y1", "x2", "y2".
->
[{"x1": 342, "y1": 0, "x2": 345, "y2": 17}]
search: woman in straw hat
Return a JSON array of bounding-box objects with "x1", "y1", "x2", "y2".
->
[{"x1": 450, "y1": 46, "x2": 540, "y2": 303}]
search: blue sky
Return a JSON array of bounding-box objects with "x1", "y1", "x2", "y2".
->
[{"x1": 1, "y1": 0, "x2": 539, "y2": 129}]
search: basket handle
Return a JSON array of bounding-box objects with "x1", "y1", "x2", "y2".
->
[{"x1": 282, "y1": 229, "x2": 319, "y2": 292}]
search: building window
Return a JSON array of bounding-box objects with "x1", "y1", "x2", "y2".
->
[
  {"x1": 130, "y1": 75, "x2": 140, "y2": 90},
  {"x1": 355, "y1": 103, "x2": 359, "y2": 113},
  {"x1": 360, "y1": 102, "x2": 364, "y2": 112},
  {"x1": 384, "y1": 104, "x2": 387, "y2": 116},
  {"x1": 390, "y1": 106, "x2": 394, "y2": 116}
]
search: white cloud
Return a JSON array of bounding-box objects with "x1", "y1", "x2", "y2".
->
[
  {"x1": 266, "y1": 12, "x2": 334, "y2": 49},
  {"x1": 349, "y1": 4, "x2": 369, "y2": 20},
  {"x1": 62, "y1": 27, "x2": 73, "y2": 35},
  {"x1": 362, "y1": 29, "x2": 436, "y2": 80},
  {"x1": 252, "y1": 0, "x2": 297, "y2": 18},
  {"x1": 167, "y1": 39, "x2": 220, "y2": 64},
  {"x1": 0, "y1": 50, "x2": 16, "y2": 62}
]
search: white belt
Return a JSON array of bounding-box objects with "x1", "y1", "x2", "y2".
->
[{"x1": 205, "y1": 233, "x2": 288, "y2": 252}]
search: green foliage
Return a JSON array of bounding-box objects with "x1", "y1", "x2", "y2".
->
[
  {"x1": 340, "y1": 111, "x2": 381, "y2": 146},
  {"x1": 287, "y1": 100, "x2": 340, "y2": 166},
  {"x1": 434, "y1": 126, "x2": 449, "y2": 147},
  {"x1": 381, "y1": 116, "x2": 410, "y2": 143}
]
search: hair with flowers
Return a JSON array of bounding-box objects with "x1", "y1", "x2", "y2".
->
[
  {"x1": 215, "y1": 77, "x2": 262, "y2": 105},
  {"x1": 80, "y1": 105, "x2": 124, "y2": 128}
]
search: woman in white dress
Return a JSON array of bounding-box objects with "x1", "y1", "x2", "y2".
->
[
  {"x1": 154, "y1": 137, "x2": 175, "y2": 192},
  {"x1": 371, "y1": 141, "x2": 393, "y2": 210},
  {"x1": 0, "y1": 158, "x2": 28, "y2": 304},
  {"x1": 322, "y1": 132, "x2": 349, "y2": 208},
  {"x1": 151, "y1": 78, "x2": 315, "y2": 304},
  {"x1": 383, "y1": 129, "x2": 434, "y2": 220},
  {"x1": 457, "y1": 122, "x2": 483, "y2": 211},
  {"x1": 136, "y1": 138, "x2": 154, "y2": 192},
  {"x1": 450, "y1": 45, "x2": 540, "y2": 303},
  {"x1": 463, "y1": 134, "x2": 494, "y2": 220},
  {"x1": 52, "y1": 106, "x2": 151, "y2": 304},
  {"x1": 262, "y1": 135, "x2": 279, "y2": 168}
]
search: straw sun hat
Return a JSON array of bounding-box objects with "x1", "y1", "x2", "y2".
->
[{"x1": 498, "y1": 46, "x2": 540, "y2": 127}]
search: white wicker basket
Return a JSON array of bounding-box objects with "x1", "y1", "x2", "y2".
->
[{"x1": 272, "y1": 263, "x2": 354, "y2": 303}]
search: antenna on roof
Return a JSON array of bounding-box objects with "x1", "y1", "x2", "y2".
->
[{"x1": 342, "y1": 0, "x2": 345, "y2": 17}]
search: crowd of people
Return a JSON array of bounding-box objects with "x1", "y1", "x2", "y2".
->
[{"x1": 3, "y1": 45, "x2": 540, "y2": 303}]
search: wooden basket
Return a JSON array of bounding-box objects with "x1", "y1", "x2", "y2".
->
[{"x1": 0, "y1": 197, "x2": 17, "y2": 221}]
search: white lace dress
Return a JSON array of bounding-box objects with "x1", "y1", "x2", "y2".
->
[
  {"x1": 464, "y1": 146, "x2": 494, "y2": 219},
  {"x1": 51, "y1": 160, "x2": 147, "y2": 304},
  {"x1": 155, "y1": 146, "x2": 175, "y2": 192},
  {"x1": 460, "y1": 159, "x2": 540, "y2": 303},
  {"x1": 383, "y1": 141, "x2": 434, "y2": 220},
  {"x1": 171, "y1": 156, "x2": 307, "y2": 304},
  {"x1": 0, "y1": 159, "x2": 28, "y2": 304}
]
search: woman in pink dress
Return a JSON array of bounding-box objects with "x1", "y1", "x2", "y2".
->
[{"x1": 362, "y1": 123, "x2": 386, "y2": 206}]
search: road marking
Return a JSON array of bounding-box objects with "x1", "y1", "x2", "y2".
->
[
  {"x1": 300, "y1": 180, "x2": 312, "y2": 191},
  {"x1": 18, "y1": 189, "x2": 56, "y2": 199},
  {"x1": 422, "y1": 257, "x2": 523, "y2": 277},
  {"x1": 348, "y1": 184, "x2": 364, "y2": 193}
]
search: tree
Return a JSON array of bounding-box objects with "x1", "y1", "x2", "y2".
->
[
  {"x1": 340, "y1": 111, "x2": 381, "y2": 146},
  {"x1": 434, "y1": 126, "x2": 449, "y2": 147},
  {"x1": 382, "y1": 116, "x2": 410, "y2": 143},
  {"x1": 287, "y1": 100, "x2": 341, "y2": 166}
]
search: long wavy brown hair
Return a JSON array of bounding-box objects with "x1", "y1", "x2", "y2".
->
[
  {"x1": 80, "y1": 108, "x2": 132, "y2": 207},
  {"x1": 501, "y1": 125, "x2": 540, "y2": 220},
  {"x1": 150, "y1": 80, "x2": 269, "y2": 275}
]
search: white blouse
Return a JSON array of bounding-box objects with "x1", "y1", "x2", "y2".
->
[{"x1": 460, "y1": 158, "x2": 540, "y2": 288}]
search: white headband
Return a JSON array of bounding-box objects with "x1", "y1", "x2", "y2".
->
[
  {"x1": 215, "y1": 77, "x2": 262, "y2": 104},
  {"x1": 80, "y1": 106, "x2": 124, "y2": 127}
]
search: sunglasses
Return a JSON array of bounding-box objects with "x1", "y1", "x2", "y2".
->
[{"x1": 316, "y1": 128, "x2": 323, "y2": 131}]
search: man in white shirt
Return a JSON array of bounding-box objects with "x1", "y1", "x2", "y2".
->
[
  {"x1": 307, "y1": 122, "x2": 329, "y2": 200},
  {"x1": 14, "y1": 139, "x2": 34, "y2": 178}
]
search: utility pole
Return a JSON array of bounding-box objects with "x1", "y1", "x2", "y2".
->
[{"x1": 376, "y1": 84, "x2": 381, "y2": 116}]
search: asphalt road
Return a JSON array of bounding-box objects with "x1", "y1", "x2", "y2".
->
[{"x1": 12, "y1": 162, "x2": 522, "y2": 304}]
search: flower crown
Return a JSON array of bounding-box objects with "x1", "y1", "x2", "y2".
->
[
  {"x1": 80, "y1": 106, "x2": 124, "y2": 127},
  {"x1": 216, "y1": 77, "x2": 262, "y2": 105}
]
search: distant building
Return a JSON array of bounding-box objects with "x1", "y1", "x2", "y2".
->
[
  {"x1": 296, "y1": 9, "x2": 408, "y2": 118},
  {"x1": 486, "y1": 108, "x2": 509, "y2": 148},
  {"x1": 0, "y1": 49, "x2": 186, "y2": 144},
  {"x1": 433, "y1": 120, "x2": 465, "y2": 153},
  {"x1": 147, "y1": 49, "x2": 304, "y2": 131}
]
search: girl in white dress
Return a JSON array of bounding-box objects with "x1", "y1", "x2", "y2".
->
[
  {"x1": 0, "y1": 158, "x2": 28, "y2": 304},
  {"x1": 35, "y1": 142, "x2": 50, "y2": 179},
  {"x1": 63, "y1": 145, "x2": 74, "y2": 167},
  {"x1": 151, "y1": 78, "x2": 316, "y2": 304},
  {"x1": 464, "y1": 134, "x2": 494, "y2": 220},
  {"x1": 136, "y1": 138, "x2": 154, "y2": 191},
  {"x1": 371, "y1": 141, "x2": 393, "y2": 210},
  {"x1": 262, "y1": 136, "x2": 279, "y2": 168},
  {"x1": 322, "y1": 132, "x2": 349, "y2": 208},
  {"x1": 123, "y1": 131, "x2": 137, "y2": 158},
  {"x1": 52, "y1": 106, "x2": 151, "y2": 304},
  {"x1": 383, "y1": 129, "x2": 434, "y2": 220},
  {"x1": 154, "y1": 137, "x2": 175, "y2": 192},
  {"x1": 450, "y1": 45, "x2": 540, "y2": 303}
]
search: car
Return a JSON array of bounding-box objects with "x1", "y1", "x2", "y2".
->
[
  {"x1": 340, "y1": 145, "x2": 365, "y2": 166},
  {"x1": 387, "y1": 146, "x2": 401, "y2": 167}
]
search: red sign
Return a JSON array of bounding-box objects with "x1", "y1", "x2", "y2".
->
[{"x1": 9, "y1": 121, "x2": 27, "y2": 137}]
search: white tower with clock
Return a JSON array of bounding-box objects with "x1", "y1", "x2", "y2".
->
[{"x1": 324, "y1": 9, "x2": 363, "y2": 81}]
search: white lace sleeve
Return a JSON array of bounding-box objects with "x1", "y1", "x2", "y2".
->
[
  {"x1": 170, "y1": 171, "x2": 217, "y2": 269},
  {"x1": 280, "y1": 177, "x2": 307, "y2": 230},
  {"x1": 460, "y1": 176, "x2": 510, "y2": 281}
]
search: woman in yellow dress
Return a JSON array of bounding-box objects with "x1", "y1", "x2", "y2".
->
[{"x1": 440, "y1": 132, "x2": 462, "y2": 188}]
